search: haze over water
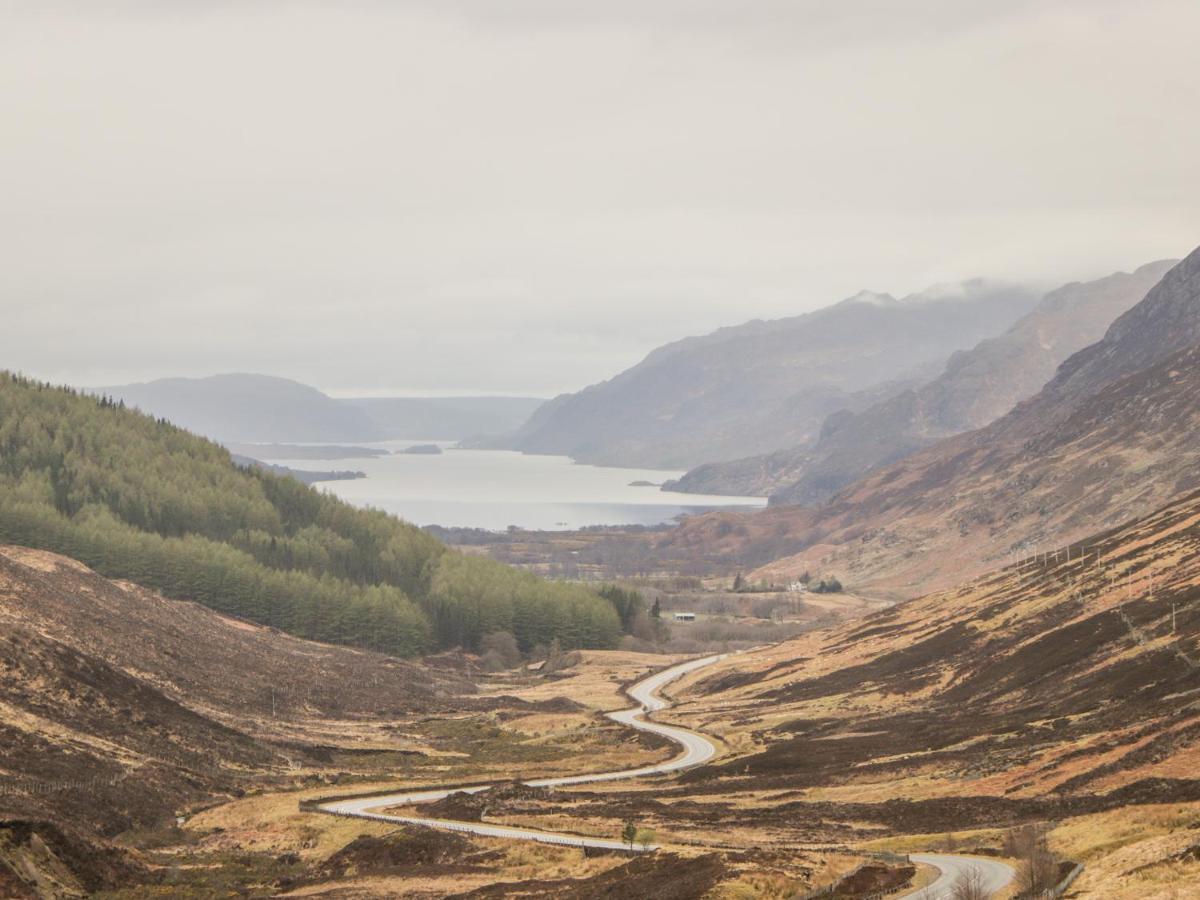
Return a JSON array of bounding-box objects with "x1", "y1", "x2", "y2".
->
[{"x1": 262, "y1": 441, "x2": 767, "y2": 531}]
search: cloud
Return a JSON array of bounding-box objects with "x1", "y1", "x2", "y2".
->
[{"x1": 0, "y1": 1, "x2": 1196, "y2": 394}]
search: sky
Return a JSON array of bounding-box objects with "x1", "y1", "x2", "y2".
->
[{"x1": 2, "y1": 1, "x2": 1198, "y2": 397}]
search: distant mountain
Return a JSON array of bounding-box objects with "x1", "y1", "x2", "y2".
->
[
  {"x1": 97, "y1": 375, "x2": 541, "y2": 445},
  {"x1": 667, "y1": 260, "x2": 1177, "y2": 502},
  {"x1": 349, "y1": 395, "x2": 544, "y2": 440},
  {"x1": 659, "y1": 245, "x2": 1200, "y2": 597},
  {"x1": 486, "y1": 281, "x2": 1041, "y2": 470},
  {"x1": 101, "y1": 373, "x2": 384, "y2": 443}
]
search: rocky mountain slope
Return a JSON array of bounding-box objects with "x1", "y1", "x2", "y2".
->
[
  {"x1": 657, "y1": 246, "x2": 1200, "y2": 596},
  {"x1": 667, "y1": 260, "x2": 1176, "y2": 502},
  {"x1": 487, "y1": 281, "x2": 1040, "y2": 470}
]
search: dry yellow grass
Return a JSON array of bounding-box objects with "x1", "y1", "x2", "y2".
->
[
  {"x1": 1049, "y1": 802, "x2": 1200, "y2": 898},
  {"x1": 482, "y1": 649, "x2": 688, "y2": 710}
]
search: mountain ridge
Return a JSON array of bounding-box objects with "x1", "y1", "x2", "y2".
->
[
  {"x1": 487, "y1": 279, "x2": 1041, "y2": 470},
  {"x1": 657, "y1": 246, "x2": 1200, "y2": 597},
  {"x1": 665, "y1": 260, "x2": 1177, "y2": 502}
]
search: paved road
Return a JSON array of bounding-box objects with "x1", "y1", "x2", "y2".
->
[
  {"x1": 316, "y1": 653, "x2": 1017, "y2": 896},
  {"x1": 317, "y1": 654, "x2": 724, "y2": 850},
  {"x1": 901, "y1": 853, "x2": 1016, "y2": 898}
]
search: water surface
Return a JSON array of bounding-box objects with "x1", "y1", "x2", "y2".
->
[{"x1": 260, "y1": 441, "x2": 766, "y2": 531}]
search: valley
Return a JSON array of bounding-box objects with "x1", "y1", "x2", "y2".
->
[{"x1": 7, "y1": 4, "x2": 1200, "y2": 895}]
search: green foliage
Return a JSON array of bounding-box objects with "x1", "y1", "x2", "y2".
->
[
  {"x1": 597, "y1": 584, "x2": 643, "y2": 633},
  {"x1": 810, "y1": 576, "x2": 844, "y2": 593},
  {"x1": 621, "y1": 820, "x2": 637, "y2": 849},
  {"x1": 428, "y1": 554, "x2": 619, "y2": 652},
  {"x1": 0, "y1": 372, "x2": 620, "y2": 657}
]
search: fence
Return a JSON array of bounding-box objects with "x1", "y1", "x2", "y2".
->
[{"x1": 1042, "y1": 862, "x2": 1085, "y2": 897}]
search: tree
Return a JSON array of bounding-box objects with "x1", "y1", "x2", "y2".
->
[
  {"x1": 1006, "y1": 823, "x2": 1059, "y2": 896},
  {"x1": 650, "y1": 598, "x2": 661, "y2": 619},
  {"x1": 480, "y1": 630, "x2": 521, "y2": 671},
  {"x1": 0, "y1": 372, "x2": 623, "y2": 660},
  {"x1": 950, "y1": 865, "x2": 988, "y2": 900},
  {"x1": 732, "y1": 572, "x2": 745, "y2": 591},
  {"x1": 635, "y1": 827, "x2": 656, "y2": 851},
  {"x1": 598, "y1": 584, "x2": 643, "y2": 634},
  {"x1": 621, "y1": 820, "x2": 637, "y2": 850}
]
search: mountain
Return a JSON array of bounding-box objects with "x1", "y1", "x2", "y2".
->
[
  {"x1": 486, "y1": 281, "x2": 1042, "y2": 470},
  {"x1": 658, "y1": 245, "x2": 1200, "y2": 597},
  {"x1": 667, "y1": 260, "x2": 1177, "y2": 502},
  {"x1": 348, "y1": 395, "x2": 544, "y2": 440},
  {"x1": 101, "y1": 373, "x2": 385, "y2": 443},
  {"x1": 0, "y1": 372, "x2": 622, "y2": 657}
]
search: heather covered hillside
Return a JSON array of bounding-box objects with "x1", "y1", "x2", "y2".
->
[
  {"x1": 0, "y1": 373, "x2": 621, "y2": 656},
  {"x1": 0, "y1": 545, "x2": 470, "y2": 839},
  {"x1": 645, "y1": 488, "x2": 1200, "y2": 896}
]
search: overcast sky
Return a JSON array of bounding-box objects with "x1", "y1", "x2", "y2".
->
[{"x1": 2, "y1": 1, "x2": 1197, "y2": 397}]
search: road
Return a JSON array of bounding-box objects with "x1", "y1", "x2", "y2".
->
[
  {"x1": 900, "y1": 853, "x2": 1016, "y2": 898},
  {"x1": 316, "y1": 654, "x2": 724, "y2": 850},
  {"x1": 316, "y1": 652, "x2": 1016, "y2": 895}
]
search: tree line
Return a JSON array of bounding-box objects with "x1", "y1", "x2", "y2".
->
[{"x1": 0, "y1": 372, "x2": 621, "y2": 657}]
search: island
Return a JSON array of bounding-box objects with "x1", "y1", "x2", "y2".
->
[
  {"x1": 230, "y1": 454, "x2": 366, "y2": 485},
  {"x1": 399, "y1": 443, "x2": 444, "y2": 455},
  {"x1": 225, "y1": 442, "x2": 389, "y2": 460},
  {"x1": 628, "y1": 480, "x2": 660, "y2": 487}
]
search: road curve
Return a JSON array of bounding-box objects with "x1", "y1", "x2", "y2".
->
[
  {"x1": 315, "y1": 653, "x2": 1017, "y2": 896},
  {"x1": 900, "y1": 853, "x2": 1015, "y2": 899},
  {"x1": 316, "y1": 654, "x2": 725, "y2": 850}
]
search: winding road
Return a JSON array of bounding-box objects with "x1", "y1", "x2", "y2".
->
[
  {"x1": 316, "y1": 654, "x2": 724, "y2": 850},
  {"x1": 314, "y1": 653, "x2": 1015, "y2": 895},
  {"x1": 903, "y1": 853, "x2": 1017, "y2": 899}
]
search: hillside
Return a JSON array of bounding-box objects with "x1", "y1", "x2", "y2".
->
[
  {"x1": 0, "y1": 547, "x2": 672, "y2": 897},
  {"x1": 102, "y1": 373, "x2": 385, "y2": 443},
  {"x1": 488, "y1": 280, "x2": 1040, "y2": 470},
  {"x1": 667, "y1": 260, "x2": 1176, "y2": 502},
  {"x1": 639, "y1": 487, "x2": 1200, "y2": 896},
  {"x1": 348, "y1": 395, "x2": 544, "y2": 440},
  {"x1": 658, "y1": 246, "x2": 1200, "y2": 597},
  {"x1": 674, "y1": 486, "x2": 1200, "y2": 798},
  {"x1": 0, "y1": 372, "x2": 621, "y2": 656},
  {"x1": 0, "y1": 545, "x2": 469, "y2": 840}
]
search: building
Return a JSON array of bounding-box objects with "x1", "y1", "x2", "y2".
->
[{"x1": 673, "y1": 612, "x2": 696, "y2": 622}]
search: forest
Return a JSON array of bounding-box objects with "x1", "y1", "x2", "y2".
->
[{"x1": 0, "y1": 372, "x2": 622, "y2": 657}]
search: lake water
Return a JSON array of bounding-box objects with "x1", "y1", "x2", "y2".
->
[{"x1": 260, "y1": 441, "x2": 767, "y2": 531}]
